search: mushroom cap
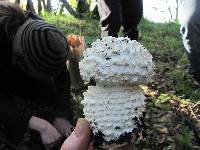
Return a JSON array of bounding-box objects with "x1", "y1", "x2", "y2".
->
[{"x1": 79, "y1": 37, "x2": 154, "y2": 85}]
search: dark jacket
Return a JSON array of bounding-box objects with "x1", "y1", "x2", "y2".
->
[{"x1": 0, "y1": 3, "x2": 73, "y2": 139}]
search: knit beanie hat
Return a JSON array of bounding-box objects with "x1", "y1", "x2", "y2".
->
[{"x1": 12, "y1": 18, "x2": 69, "y2": 79}]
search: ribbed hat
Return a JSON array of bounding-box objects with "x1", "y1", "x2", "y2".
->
[{"x1": 12, "y1": 18, "x2": 69, "y2": 78}]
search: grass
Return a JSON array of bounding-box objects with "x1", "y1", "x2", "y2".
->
[{"x1": 42, "y1": 12, "x2": 100, "y2": 45}]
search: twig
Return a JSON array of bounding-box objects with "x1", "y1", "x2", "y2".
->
[
  {"x1": 192, "y1": 101, "x2": 200, "y2": 109},
  {"x1": 189, "y1": 105, "x2": 197, "y2": 119},
  {"x1": 177, "y1": 111, "x2": 200, "y2": 144}
]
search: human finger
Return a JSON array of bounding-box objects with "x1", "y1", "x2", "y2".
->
[{"x1": 60, "y1": 118, "x2": 91, "y2": 150}]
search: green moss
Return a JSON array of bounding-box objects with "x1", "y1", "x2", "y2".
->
[{"x1": 174, "y1": 126, "x2": 194, "y2": 150}]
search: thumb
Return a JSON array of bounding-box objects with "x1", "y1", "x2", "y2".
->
[{"x1": 60, "y1": 118, "x2": 91, "y2": 150}]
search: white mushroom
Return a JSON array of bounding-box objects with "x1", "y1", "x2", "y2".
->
[
  {"x1": 79, "y1": 36, "x2": 154, "y2": 145},
  {"x1": 79, "y1": 36, "x2": 154, "y2": 85}
]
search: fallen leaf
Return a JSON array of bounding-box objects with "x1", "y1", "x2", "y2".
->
[
  {"x1": 158, "y1": 127, "x2": 168, "y2": 134},
  {"x1": 195, "y1": 120, "x2": 200, "y2": 128}
]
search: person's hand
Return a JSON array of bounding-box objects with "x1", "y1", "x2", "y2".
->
[
  {"x1": 28, "y1": 116, "x2": 62, "y2": 147},
  {"x1": 39, "y1": 123, "x2": 61, "y2": 147},
  {"x1": 60, "y1": 118, "x2": 92, "y2": 150},
  {"x1": 60, "y1": 118, "x2": 135, "y2": 150},
  {"x1": 53, "y1": 117, "x2": 74, "y2": 138}
]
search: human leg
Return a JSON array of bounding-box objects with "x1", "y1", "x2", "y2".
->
[
  {"x1": 180, "y1": 0, "x2": 200, "y2": 79},
  {"x1": 121, "y1": 0, "x2": 143, "y2": 41},
  {"x1": 97, "y1": 0, "x2": 122, "y2": 37}
]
